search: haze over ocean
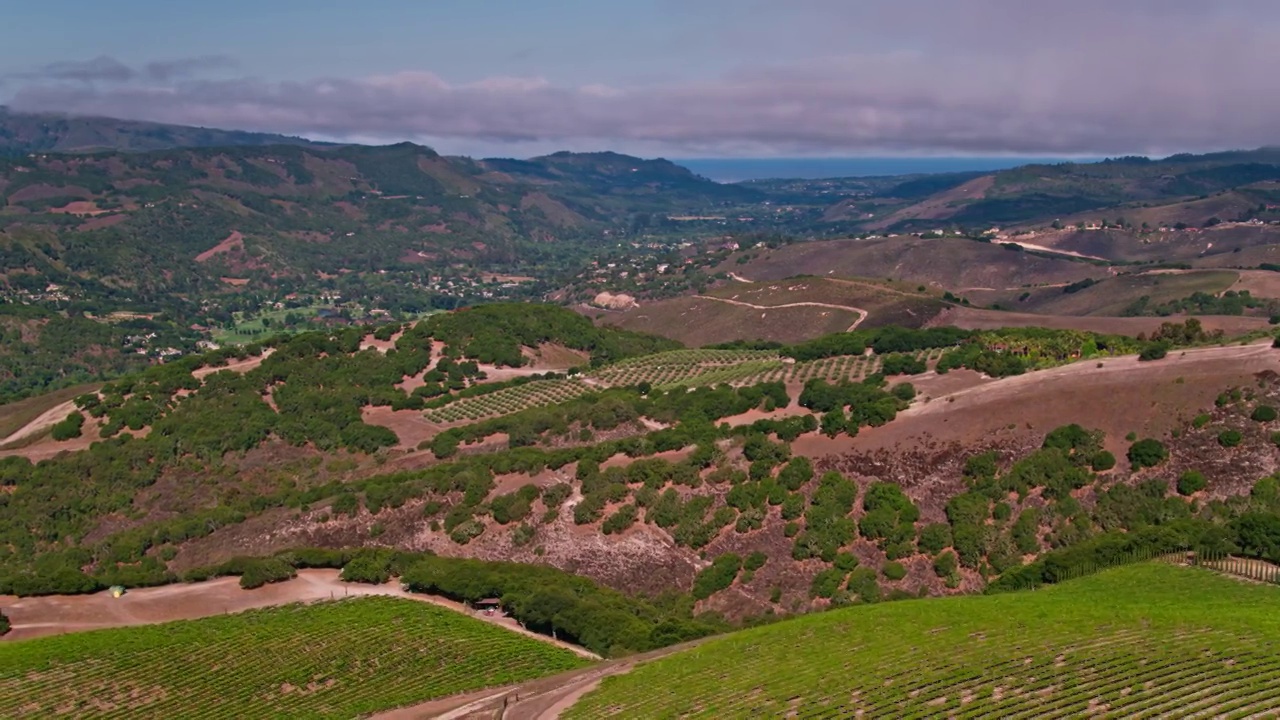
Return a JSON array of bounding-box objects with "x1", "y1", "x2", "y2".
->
[{"x1": 679, "y1": 157, "x2": 1101, "y2": 182}]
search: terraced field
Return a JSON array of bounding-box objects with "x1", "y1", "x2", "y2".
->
[
  {"x1": 586, "y1": 349, "x2": 784, "y2": 390},
  {"x1": 567, "y1": 564, "x2": 1280, "y2": 718},
  {"x1": 423, "y1": 378, "x2": 594, "y2": 423},
  {"x1": 0, "y1": 596, "x2": 588, "y2": 719}
]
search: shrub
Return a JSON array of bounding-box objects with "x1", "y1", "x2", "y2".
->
[
  {"x1": 882, "y1": 561, "x2": 907, "y2": 581},
  {"x1": 933, "y1": 551, "x2": 958, "y2": 578},
  {"x1": 239, "y1": 558, "x2": 297, "y2": 589},
  {"x1": 1177, "y1": 470, "x2": 1208, "y2": 496},
  {"x1": 845, "y1": 568, "x2": 880, "y2": 603},
  {"x1": 744, "y1": 551, "x2": 768, "y2": 571},
  {"x1": 1253, "y1": 406, "x2": 1278, "y2": 423},
  {"x1": 1218, "y1": 429, "x2": 1244, "y2": 448},
  {"x1": 918, "y1": 523, "x2": 952, "y2": 555},
  {"x1": 1192, "y1": 413, "x2": 1212, "y2": 429},
  {"x1": 341, "y1": 555, "x2": 391, "y2": 584},
  {"x1": 1127, "y1": 438, "x2": 1168, "y2": 469},
  {"x1": 50, "y1": 412, "x2": 85, "y2": 441},
  {"x1": 0, "y1": 609, "x2": 8, "y2": 635},
  {"x1": 809, "y1": 568, "x2": 846, "y2": 599},
  {"x1": 1090, "y1": 451, "x2": 1116, "y2": 472},
  {"x1": 833, "y1": 552, "x2": 860, "y2": 572},
  {"x1": 1138, "y1": 344, "x2": 1168, "y2": 362},
  {"x1": 693, "y1": 553, "x2": 742, "y2": 600}
]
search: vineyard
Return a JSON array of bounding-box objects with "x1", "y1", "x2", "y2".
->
[
  {"x1": 0, "y1": 597, "x2": 588, "y2": 719},
  {"x1": 567, "y1": 563, "x2": 1280, "y2": 718},
  {"x1": 585, "y1": 349, "x2": 783, "y2": 389},
  {"x1": 423, "y1": 378, "x2": 594, "y2": 423}
]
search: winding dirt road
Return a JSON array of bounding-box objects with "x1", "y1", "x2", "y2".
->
[{"x1": 698, "y1": 295, "x2": 868, "y2": 331}]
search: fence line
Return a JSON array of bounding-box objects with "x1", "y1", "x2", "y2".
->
[{"x1": 1006, "y1": 546, "x2": 1280, "y2": 590}]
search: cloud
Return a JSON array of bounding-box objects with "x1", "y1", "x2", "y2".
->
[
  {"x1": 8, "y1": 2, "x2": 1280, "y2": 156},
  {"x1": 143, "y1": 55, "x2": 238, "y2": 82},
  {"x1": 6, "y1": 54, "x2": 236, "y2": 84},
  {"x1": 18, "y1": 56, "x2": 136, "y2": 83}
]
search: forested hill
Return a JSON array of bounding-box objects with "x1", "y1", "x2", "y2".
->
[
  {"x1": 0, "y1": 106, "x2": 331, "y2": 154},
  {"x1": 0, "y1": 142, "x2": 754, "y2": 307}
]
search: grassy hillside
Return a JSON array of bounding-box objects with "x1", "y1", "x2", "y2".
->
[
  {"x1": 724, "y1": 236, "x2": 1098, "y2": 290},
  {"x1": 0, "y1": 106, "x2": 330, "y2": 154},
  {"x1": 602, "y1": 277, "x2": 946, "y2": 346},
  {"x1": 569, "y1": 563, "x2": 1280, "y2": 718},
  {"x1": 0, "y1": 595, "x2": 588, "y2": 719}
]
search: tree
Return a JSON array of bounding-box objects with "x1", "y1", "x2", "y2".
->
[
  {"x1": 1252, "y1": 406, "x2": 1278, "y2": 423},
  {"x1": 1177, "y1": 470, "x2": 1207, "y2": 496},
  {"x1": 933, "y1": 550, "x2": 958, "y2": 578},
  {"x1": 1127, "y1": 438, "x2": 1168, "y2": 469},
  {"x1": 1218, "y1": 429, "x2": 1243, "y2": 448}
]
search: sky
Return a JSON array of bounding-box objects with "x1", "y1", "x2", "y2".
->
[{"x1": 2, "y1": 0, "x2": 1279, "y2": 158}]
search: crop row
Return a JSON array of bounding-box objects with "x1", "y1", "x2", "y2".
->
[
  {"x1": 424, "y1": 379, "x2": 593, "y2": 423},
  {"x1": 565, "y1": 565, "x2": 1280, "y2": 719},
  {"x1": 1, "y1": 596, "x2": 587, "y2": 719}
]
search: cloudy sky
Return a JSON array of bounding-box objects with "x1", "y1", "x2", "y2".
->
[{"x1": 2, "y1": 0, "x2": 1278, "y2": 158}]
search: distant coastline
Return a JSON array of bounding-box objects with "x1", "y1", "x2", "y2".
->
[{"x1": 678, "y1": 156, "x2": 1101, "y2": 182}]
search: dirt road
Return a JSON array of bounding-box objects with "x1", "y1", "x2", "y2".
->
[
  {"x1": 0, "y1": 569, "x2": 599, "y2": 660},
  {"x1": 0, "y1": 399, "x2": 77, "y2": 447},
  {"x1": 698, "y1": 295, "x2": 868, "y2": 331}
]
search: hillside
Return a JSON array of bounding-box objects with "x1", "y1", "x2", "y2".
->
[
  {"x1": 0, "y1": 144, "x2": 752, "y2": 293},
  {"x1": 567, "y1": 564, "x2": 1280, "y2": 717},
  {"x1": 0, "y1": 106, "x2": 330, "y2": 154},
  {"x1": 1, "y1": 594, "x2": 588, "y2": 718},
  {"x1": 3, "y1": 304, "x2": 1279, "y2": 615},
  {"x1": 599, "y1": 276, "x2": 946, "y2": 346},
  {"x1": 818, "y1": 148, "x2": 1280, "y2": 232}
]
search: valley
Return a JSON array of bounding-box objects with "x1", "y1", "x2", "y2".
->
[{"x1": 10, "y1": 111, "x2": 1280, "y2": 718}]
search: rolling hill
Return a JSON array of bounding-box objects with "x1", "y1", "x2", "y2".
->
[
  {"x1": 0, "y1": 106, "x2": 331, "y2": 154},
  {"x1": 567, "y1": 564, "x2": 1280, "y2": 717}
]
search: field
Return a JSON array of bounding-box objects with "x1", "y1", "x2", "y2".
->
[
  {"x1": 0, "y1": 383, "x2": 99, "y2": 446},
  {"x1": 423, "y1": 378, "x2": 594, "y2": 423},
  {"x1": 0, "y1": 596, "x2": 588, "y2": 719},
  {"x1": 976, "y1": 269, "x2": 1242, "y2": 317},
  {"x1": 723, "y1": 237, "x2": 1098, "y2": 290},
  {"x1": 567, "y1": 564, "x2": 1280, "y2": 718},
  {"x1": 602, "y1": 295, "x2": 862, "y2": 346},
  {"x1": 212, "y1": 308, "x2": 438, "y2": 345}
]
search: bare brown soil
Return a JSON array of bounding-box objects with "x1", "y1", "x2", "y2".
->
[
  {"x1": 361, "y1": 405, "x2": 449, "y2": 449},
  {"x1": 194, "y1": 230, "x2": 244, "y2": 262},
  {"x1": 1229, "y1": 269, "x2": 1280, "y2": 298},
  {"x1": 794, "y1": 342, "x2": 1279, "y2": 461},
  {"x1": 0, "y1": 569, "x2": 597, "y2": 659},
  {"x1": 857, "y1": 175, "x2": 996, "y2": 229},
  {"x1": 191, "y1": 349, "x2": 274, "y2": 379}
]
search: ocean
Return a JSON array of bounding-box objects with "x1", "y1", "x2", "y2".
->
[{"x1": 677, "y1": 157, "x2": 1100, "y2": 183}]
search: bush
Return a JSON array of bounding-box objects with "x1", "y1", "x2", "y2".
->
[
  {"x1": 1177, "y1": 470, "x2": 1208, "y2": 496},
  {"x1": 1090, "y1": 451, "x2": 1116, "y2": 472},
  {"x1": 933, "y1": 550, "x2": 958, "y2": 578},
  {"x1": 692, "y1": 553, "x2": 742, "y2": 600},
  {"x1": 1127, "y1": 438, "x2": 1168, "y2": 469},
  {"x1": 744, "y1": 551, "x2": 768, "y2": 571},
  {"x1": 917, "y1": 523, "x2": 952, "y2": 555},
  {"x1": 50, "y1": 412, "x2": 85, "y2": 441},
  {"x1": 882, "y1": 561, "x2": 907, "y2": 581},
  {"x1": 341, "y1": 554, "x2": 391, "y2": 584},
  {"x1": 0, "y1": 609, "x2": 8, "y2": 635},
  {"x1": 1138, "y1": 344, "x2": 1168, "y2": 362},
  {"x1": 1192, "y1": 413, "x2": 1212, "y2": 429},
  {"x1": 239, "y1": 558, "x2": 297, "y2": 589},
  {"x1": 1218, "y1": 429, "x2": 1244, "y2": 448},
  {"x1": 809, "y1": 568, "x2": 846, "y2": 599},
  {"x1": 1253, "y1": 406, "x2": 1278, "y2": 423}
]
